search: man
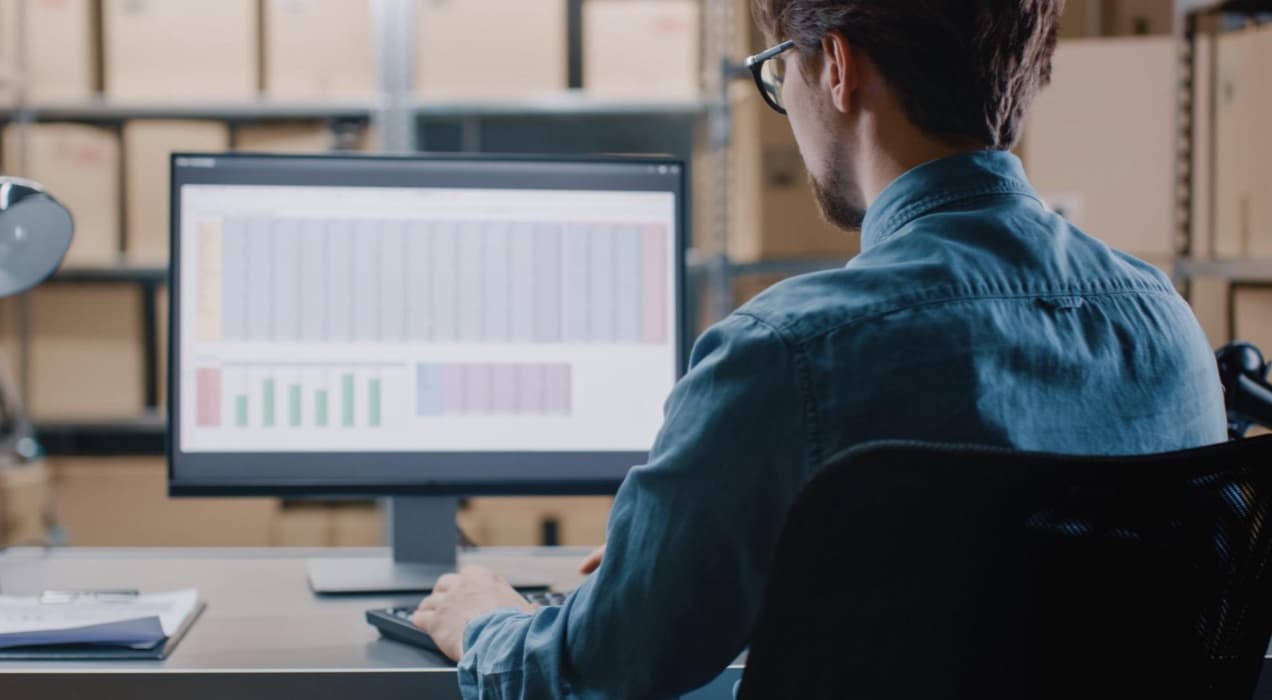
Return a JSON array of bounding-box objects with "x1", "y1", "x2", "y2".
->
[{"x1": 414, "y1": 1, "x2": 1228, "y2": 697}]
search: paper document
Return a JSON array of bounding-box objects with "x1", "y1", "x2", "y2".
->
[{"x1": 0, "y1": 589, "x2": 199, "y2": 649}]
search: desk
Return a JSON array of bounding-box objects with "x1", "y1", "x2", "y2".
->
[{"x1": 0, "y1": 547, "x2": 743, "y2": 699}]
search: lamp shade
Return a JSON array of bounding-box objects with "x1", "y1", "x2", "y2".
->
[{"x1": 0, "y1": 178, "x2": 73, "y2": 298}]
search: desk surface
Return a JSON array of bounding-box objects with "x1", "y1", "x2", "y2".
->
[{"x1": 0, "y1": 547, "x2": 742, "y2": 699}]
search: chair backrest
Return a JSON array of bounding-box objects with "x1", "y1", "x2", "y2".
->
[{"x1": 738, "y1": 436, "x2": 1272, "y2": 700}]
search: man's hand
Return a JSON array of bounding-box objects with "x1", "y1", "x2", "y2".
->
[
  {"x1": 412, "y1": 566, "x2": 535, "y2": 662},
  {"x1": 579, "y1": 544, "x2": 606, "y2": 575}
]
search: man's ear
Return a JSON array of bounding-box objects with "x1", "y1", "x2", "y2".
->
[{"x1": 821, "y1": 31, "x2": 858, "y2": 114}]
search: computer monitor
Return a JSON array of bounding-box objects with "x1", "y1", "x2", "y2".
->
[{"x1": 168, "y1": 153, "x2": 686, "y2": 592}]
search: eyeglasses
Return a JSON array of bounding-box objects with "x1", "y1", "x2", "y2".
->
[{"x1": 745, "y1": 40, "x2": 796, "y2": 115}]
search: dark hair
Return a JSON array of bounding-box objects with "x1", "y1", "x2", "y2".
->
[{"x1": 752, "y1": 0, "x2": 1062, "y2": 149}]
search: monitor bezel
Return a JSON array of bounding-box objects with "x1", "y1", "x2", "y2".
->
[{"x1": 167, "y1": 151, "x2": 689, "y2": 497}]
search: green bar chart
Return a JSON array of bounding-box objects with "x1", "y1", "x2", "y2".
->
[
  {"x1": 289, "y1": 385, "x2": 302, "y2": 428},
  {"x1": 315, "y1": 390, "x2": 328, "y2": 427},
  {"x1": 342, "y1": 374, "x2": 355, "y2": 427},
  {"x1": 201, "y1": 365, "x2": 394, "y2": 431}
]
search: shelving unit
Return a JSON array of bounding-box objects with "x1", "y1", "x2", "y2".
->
[
  {"x1": 0, "y1": 99, "x2": 381, "y2": 123},
  {"x1": 1174, "y1": 0, "x2": 1272, "y2": 339},
  {"x1": 3, "y1": 0, "x2": 847, "y2": 456}
]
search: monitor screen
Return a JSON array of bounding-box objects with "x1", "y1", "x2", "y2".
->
[{"x1": 169, "y1": 154, "x2": 685, "y2": 495}]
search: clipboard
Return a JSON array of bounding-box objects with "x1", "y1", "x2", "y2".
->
[{"x1": 0, "y1": 600, "x2": 206, "y2": 661}]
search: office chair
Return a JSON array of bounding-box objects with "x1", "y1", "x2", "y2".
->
[{"x1": 738, "y1": 435, "x2": 1272, "y2": 699}]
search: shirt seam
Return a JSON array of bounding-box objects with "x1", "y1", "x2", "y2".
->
[
  {"x1": 742, "y1": 286, "x2": 1184, "y2": 346},
  {"x1": 733, "y1": 313, "x2": 825, "y2": 473},
  {"x1": 870, "y1": 184, "x2": 1042, "y2": 245}
]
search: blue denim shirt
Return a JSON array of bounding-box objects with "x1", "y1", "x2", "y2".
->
[{"x1": 458, "y1": 151, "x2": 1228, "y2": 699}]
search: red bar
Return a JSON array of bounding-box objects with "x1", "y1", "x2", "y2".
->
[
  {"x1": 196, "y1": 368, "x2": 222, "y2": 427},
  {"x1": 642, "y1": 225, "x2": 668, "y2": 343}
]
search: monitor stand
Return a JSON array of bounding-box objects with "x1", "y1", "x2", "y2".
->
[{"x1": 306, "y1": 496, "x2": 549, "y2": 595}]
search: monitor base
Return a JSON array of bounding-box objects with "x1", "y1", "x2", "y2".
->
[
  {"x1": 307, "y1": 497, "x2": 551, "y2": 594},
  {"x1": 307, "y1": 558, "x2": 451, "y2": 594}
]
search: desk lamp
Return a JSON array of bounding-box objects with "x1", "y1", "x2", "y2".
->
[{"x1": 0, "y1": 177, "x2": 73, "y2": 547}]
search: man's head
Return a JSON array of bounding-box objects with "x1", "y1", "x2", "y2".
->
[{"x1": 751, "y1": 0, "x2": 1062, "y2": 230}]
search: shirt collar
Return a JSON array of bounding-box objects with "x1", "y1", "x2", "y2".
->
[{"x1": 859, "y1": 150, "x2": 1042, "y2": 251}]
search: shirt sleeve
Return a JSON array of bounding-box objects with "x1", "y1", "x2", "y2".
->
[{"x1": 457, "y1": 313, "x2": 813, "y2": 699}]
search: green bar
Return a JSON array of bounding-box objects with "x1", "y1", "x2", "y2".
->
[
  {"x1": 235, "y1": 395, "x2": 248, "y2": 427},
  {"x1": 369, "y1": 379, "x2": 381, "y2": 427},
  {"x1": 315, "y1": 390, "x2": 328, "y2": 427},
  {"x1": 342, "y1": 374, "x2": 354, "y2": 427},
  {"x1": 263, "y1": 380, "x2": 275, "y2": 427},
  {"x1": 289, "y1": 385, "x2": 301, "y2": 427}
]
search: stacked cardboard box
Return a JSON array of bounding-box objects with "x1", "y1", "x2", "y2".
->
[
  {"x1": 583, "y1": 0, "x2": 700, "y2": 98},
  {"x1": 695, "y1": 86, "x2": 861, "y2": 263},
  {"x1": 271, "y1": 501, "x2": 385, "y2": 547},
  {"x1": 0, "y1": 1, "x2": 16, "y2": 104},
  {"x1": 1234, "y1": 287, "x2": 1272, "y2": 354},
  {"x1": 123, "y1": 120, "x2": 231, "y2": 264},
  {"x1": 102, "y1": 0, "x2": 258, "y2": 102},
  {"x1": 0, "y1": 460, "x2": 49, "y2": 546},
  {"x1": 459, "y1": 497, "x2": 612, "y2": 547},
  {"x1": 234, "y1": 122, "x2": 334, "y2": 153},
  {"x1": 0, "y1": 0, "x2": 98, "y2": 102},
  {"x1": 1212, "y1": 25, "x2": 1272, "y2": 259},
  {"x1": 1060, "y1": 0, "x2": 1175, "y2": 38},
  {"x1": 2, "y1": 122, "x2": 121, "y2": 266},
  {"x1": 263, "y1": 0, "x2": 377, "y2": 99},
  {"x1": 415, "y1": 0, "x2": 567, "y2": 99},
  {"x1": 50, "y1": 457, "x2": 279, "y2": 546},
  {"x1": 1023, "y1": 36, "x2": 1176, "y2": 259},
  {"x1": 28, "y1": 283, "x2": 145, "y2": 419}
]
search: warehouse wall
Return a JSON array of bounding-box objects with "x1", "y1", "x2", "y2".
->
[{"x1": 0, "y1": 0, "x2": 1266, "y2": 547}]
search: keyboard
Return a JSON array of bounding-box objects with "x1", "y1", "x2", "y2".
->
[{"x1": 366, "y1": 591, "x2": 571, "y2": 654}]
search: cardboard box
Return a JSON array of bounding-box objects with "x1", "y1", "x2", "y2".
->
[
  {"x1": 583, "y1": 0, "x2": 700, "y2": 98},
  {"x1": 12, "y1": 0, "x2": 97, "y2": 102},
  {"x1": 234, "y1": 122, "x2": 334, "y2": 153},
  {"x1": 1059, "y1": 0, "x2": 1175, "y2": 38},
  {"x1": 415, "y1": 0, "x2": 567, "y2": 99},
  {"x1": 460, "y1": 497, "x2": 611, "y2": 546},
  {"x1": 270, "y1": 501, "x2": 383, "y2": 546},
  {"x1": 123, "y1": 120, "x2": 230, "y2": 264},
  {"x1": 0, "y1": 298, "x2": 23, "y2": 398},
  {"x1": 1104, "y1": 0, "x2": 1175, "y2": 37},
  {"x1": 272, "y1": 502, "x2": 331, "y2": 546},
  {"x1": 1252, "y1": 25, "x2": 1272, "y2": 258},
  {"x1": 1190, "y1": 276, "x2": 1231, "y2": 349},
  {"x1": 2, "y1": 123, "x2": 121, "y2": 266},
  {"x1": 29, "y1": 283, "x2": 145, "y2": 418},
  {"x1": 50, "y1": 457, "x2": 279, "y2": 546},
  {"x1": 263, "y1": 0, "x2": 377, "y2": 99},
  {"x1": 1023, "y1": 37, "x2": 1175, "y2": 258},
  {"x1": 0, "y1": 1, "x2": 18, "y2": 104},
  {"x1": 1211, "y1": 24, "x2": 1272, "y2": 258},
  {"x1": 1059, "y1": 0, "x2": 1100, "y2": 38},
  {"x1": 1234, "y1": 287, "x2": 1272, "y2": 353},
  {"x1": 330, "y1": 501, "x2": 383, "y2": 546},
  {"x1": 1191, "y1": 33, "x2": 1214, "y2": 257},
  {"x1": 102, "y1": 0, "x2": 258, "y2": 102},
  {"x1": 0, "y1": 460, "x2": 50, "y2": 546},
  {"x1": 697, "y1": 87, "x2": 860, "y2": 262},
  {"x1": 1213, "y1": 28, "x2": 1258, "y2": 258}
]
